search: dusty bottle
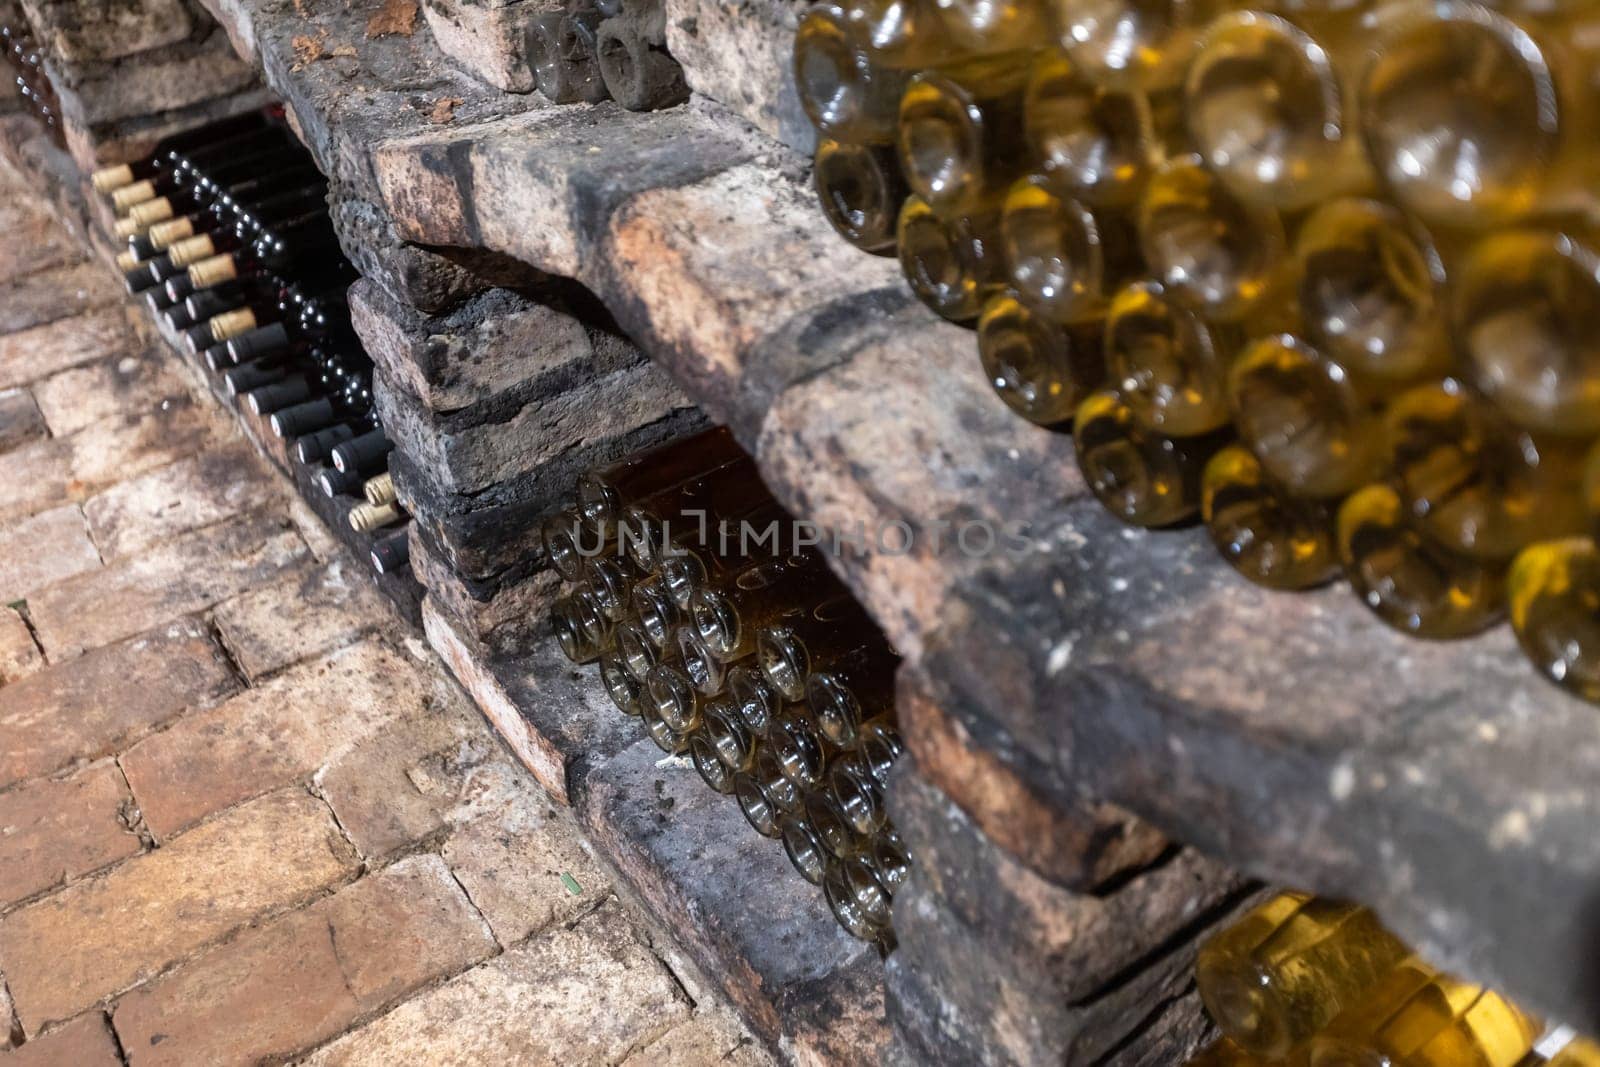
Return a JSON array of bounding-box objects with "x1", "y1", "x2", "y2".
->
[
  {"x1": 658, "y1": 498, "x2": 797, "y2": 611},
  {"x1": 805, "y1": 646, "x2": 899, "y2": 747},
  {"x1": 618, "y1": 456, "x2": 769, "y2": 570},
  {"x1": 1050, "y1": 0, "x2": 1229, "y2": 92},
  {"x1": 794, "y1": 0, "x2": 945, "y2": 145},
  {"x1": 1202, "y1": 444, "x2": 1340, "y2": 590},
  {"x1": 977, "y1": 293, "x2": 1106, "y2": 426},
  {"x1": 578, "y1": 429, "x2": 741, "y2": 538},
  {"x1": 897, "y1": 195, "x2": 1008, "y2": 321},
  {"x1": 1073, "y1": 389, "x2": 1218, "y2": 526},
  {"x1": 1452, "y1": 227, "x2": 1600, "y2": 438},
  {"x1": 1104, "y1": 279, "x2": 1234, "y2": 437},
  {"x1": 1385, "y1": 382, "x2": 1586, "y2": 561},
  {"x1": 824, "y1": 855, "x2": 893, "y2": 942},
  {"x1": 815, "y1": 139, "x2": 909, "y2": 254},
  {"x1": 594, "y1": 3, "x2": 687, "y2": 112},
  {"x1": 702, "y1": 692, "x2": 759, "y2": 774},
  {"x1": 1185, "y1": 10, "x2": 1372, "y2": 211},
  {"x1": 758, "y1": 593, "x2": 894, "y2": 703},
  {"x1": 1507, "y1": 536, "x2": 1600, "y2": 701},
  {"x1": 806, "y1": 787, "x2": 865, "y2": 860},
  {"x1": 528, "y1": 8, "x2": 609, "y2": 105},
  {"x1": 727, "y1": 662, "x2": 783, "y2": 738},
  {"x1": 897, "y1": 56, "x2": 1030, "y2": 216},
  {"x1": 690, "y1": 556, "x2": 843, "y2": 663},
  {"x1": 857, "y1": 716, "x2": 906, "y2": 784},
  {"x1": 933, "y1": 0, "x2": 1050, "y2": 54},
  {"x1": 1360, "y1": 0, "x2": 1600, "y2": 227},
  {"x1": 629, "y1": 573, "x2": 680, "y2": 651},
  {"x1": 769, "y1": 706, "x2": 833, "y2": 791},
  {"x1": 599, "y1": 648, "x2": 646, "y2": 717},
  {"x1": 735, "y1": 750, "x2": 805, "y2": 838},
  {"x1": 1294, "y1": 198, "x2": 1451, "y2": 386},
  {"x1": 1227, "y1": 334, "x2": 1384, "y2": 501},
  {"x1": 1138, "y1": 154, "x2": 1290, "y2": 322},
  {"x1": 1196, "y1": 891, "x2": 1410, "y2": 1060},
  {"x1": 1337, "y1": 483, "x2": 1506, "y2": 638},
  {"x1": 1024, "y1": 51, "x2": 1173, "y2": 209},
  {"x1": 828, "y1": 751, "x2": 890, "y2": 835},
  {"x1": 552, "y1": 593, "x2": 606, "y2": 663},
  {"x1": 91, "y1": 111, "x2": 275, "y2": 193},
  {"x1": 1001, "y1": 174, "x2": 1140, "y2": 324},
  {"x1": 1307, "y1": 956, "x2": 1540, "y2": 1067},
  {"x1": 781, "y1": 814, "x2": 830, "y2": 885}
]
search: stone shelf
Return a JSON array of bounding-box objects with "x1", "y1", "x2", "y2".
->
[{"x1": 185, "y1": 0, "x2": 1600, "y2": 1042}]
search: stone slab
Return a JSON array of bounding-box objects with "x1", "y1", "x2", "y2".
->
[
  {"x1": 0, "y1": 619, "x2": 237, "y2": 790},
  {"x1": 0, "y1": 760, "x2": 140, "y2": 908},
  {"x1": 0, "y1": 261, "x2": 120, "y2": 336},
  {"x1": 26, "y1": 509, "x2": 308, "y2": 658},
  {"x1": 421, "y1": 0, "x2": 552, "y2": 93},
  {"x1": 0, "y1": 606, "x2": 42, "y2": 684},
  {"x1": 663, "y1": 0, "x2": 813, "y2": 152},
  {"x1": 30, "y1": 347, "x2": 190, "y2": 437},
  {"x1": 0, "y1": 789, "x2": 359, "y2": 1034},
  {"x1": 0, "y1": 196, "x2": 78, "y2": 283},
  {"x1": 211, "y1": 559, "x2": 388, "y2": 681},
  {"x1": 0, "y1": 1012, "x2": 120, "y2": 1066},
  {"x1": 83, "y1": 442, "x2": 277, "y2": 561},
  {"x1": 0, "y1": 307, "x2": 135, "y2": 390},
  {"x1": 18, "y1": 0, "x2": 195, "y2": 64},
  {"x1": 0, "y1": 390, "x2": 44, "y2": 455},
  {"x1": 0, "y1": 504, "x2": 101, "y2": 602}
]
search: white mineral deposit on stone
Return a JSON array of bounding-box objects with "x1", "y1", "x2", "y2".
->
[
  {"x1": 1328, "y1": 761, "x2": 1355, "y2": 801},
  {"x1": 1046, "y1": 638, "x2": 1074, "y2": 676}
]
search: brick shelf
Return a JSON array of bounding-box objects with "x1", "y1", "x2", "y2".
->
[{"x1": 177, "y1": 0, "x2": 1600, "y2": 1050}]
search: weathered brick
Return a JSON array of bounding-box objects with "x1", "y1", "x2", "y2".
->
[
  {"x1": 19, "y1": 0, "x2": 195, "y2": 65},
  {"x1": 441, "y1": 798, "x2": 611, "y2": 946},
  {"x1": 664, "y1": 0, "x2": 813, "y2": 152},
  {"x1": 30, "y1": 349, "x2": 189, "y2": 437},
  {"x1": 624, "y1": 1004, "x2": 773, "y2": 1067},
  {"x1": 0, "y1": 761, "x2": 140, "y2": 908},
  {"x1": 0, "y1": 308, "x2": 135, "y2": 390},
  {"x1": 0, "y1": 620, "x2": 236, "y2": 789},
  {"x1": 0, "y1": 390, "x2": 44, "y2": 454},
  {"x1": 111, "y1": 855, "x2": 496, "y2": 1067},
  {"x1": 212, "y1": 561, "x2": 387, "y2": 681},
  {"x1": 0, "y1": 606, "x2": 42, "y2": 684},
  {"x1": 119, "y1": 639, "x2": 443, "y2": 839},
  {"x1": 0, "y1": 789, "x2": 359, "y2": 1034},
  {"x1": 0, "y1": 1012, "x2": 119, "y2": 1066},
  {"x1": 50, "y1": 29, "x2": 256, "y2": 127},
  {"x1": 302, "y1": 900, "x2": 690, "y2": 1066},
  {"x1": 83, "y1": 443, "x2": 275, "y2": 561},
  {"x1": 0, "y1": 262, "x2": 120, "y2": 336},
  {"x1": 329, "y1": 194, "x2": 485, "y2": 316},
  {"x1": 0, "y1": 198, "x2": 77, "y2": 284},
  {"x1": 26, "y1": 510, "x2": 308, "y2": 658},
  {"x1": 316, "y1": 698, "x2": 526, "y2": 863},
  {"x1": 421, "y1": 0, "x2": 555, "y2": 93},
  {"x1": 0, "y1": 979, "x2": 16, "y2": 1052},
  {"x1": 0, "y1": 402, "x2": 224, "y2": 525},
  {"x1": 0, "y1": 505, "x2": 101, "y2": 602},
  {"x1": 405, "y1": 525, "x2": 554, "y2": 643}
]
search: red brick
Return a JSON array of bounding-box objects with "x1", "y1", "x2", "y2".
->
[
  {"x1": 0, "y1": 307, "x2": 131, "y2": 388},
  {"x1": 212, "y1": 561, "x2": 386, "y2": 682},
  {"x1": 0, "y1": 761, "x2": 141, "y2": 908},
  {"x1": 0, "y1": 1012, "x2": 119, "y2": 1066},
  {"x1": 0, "y1": 505, "x2": 102, "y2": 603},
  {"x1": 120, "y1": 640, "x2": 442, "y2": 839},
  {"x1": 0, "y1": 620, "x2": 237, "y2": 790},
  {"x1": 0, "y1": 607, "x2": 42, "y2": 685},
  {"x1": 26, "y1": 511, "x2": 309, "y2": 658},
  {"x1": 112, "y1": 855, "x2": 495, "y2": 1067},
  {"x1": 0, "y1": 789, "x2": 359, "y2": 1034}
]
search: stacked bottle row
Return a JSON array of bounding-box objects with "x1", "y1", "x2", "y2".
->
[
  {"x1": 1188, "y1": 889, "x2": 1600, "y2": 1066},
  {"x1": 88, "y1": 108, "x2": 410, "y2": 577},
  {"x1": 544, "y1": 426, "x2": 910, "y2": 948},
  {"x1": 792, "y1": 0, "x2": 1600, "y2": 703},
  {"x1": 523, "y1": 0, "x2": 687, "y2": 112},
  {"x1": 0, "y1": 21, "x2": 64, "y2": 147}
]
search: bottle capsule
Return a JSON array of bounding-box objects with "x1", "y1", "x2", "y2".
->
[
  {"x1": 1294, "y1": 198, "x2": 1450, "y2": 385},
  {"x1": 1073, "y1": 389, "x2": 1216, "y2": 527},
  {"x1": 1196, "y1": 891, "x2": 1410, "y2": 1060},
  {"x1": 815, "y1": 139, "x2": 908, "y2": 254},
  {"x1": 1307, "y1": 956, "x2": 1540, "y2": 1067},
  {"x1": 1138, "y1": 155, "x2": 1290, "y2": 322},
  {"x1": 977, "y1": 292, "x2": 1106, "y2": 426},
  {"x1": 1386, "y1": 382, "x2": 1586, "y2": 561},
  {"x1": 1453, "y1": 228, "x2": 1600, "y2": 438},
  {"x1": 1105, "y1": 280, "x2": 1234, "y2": 437},
  {"x1": 1508, "y1": 537, "x2": 1600, "y2": 702},
  {"x1": 897, "y1": 196, "x2": 1008, "y2": 321},
  {"x1": 1186, "y1": 10, "x2": 1370, "y2": 211},
  {"x1": 1202, "y1": 444, "x2": 1339, "y2": 590},
  {"x1": 1023, "y1": 51, "x2": 1168, "y2": 209},
  {"x1": 1228, "y1": 334, "x2": 1383, "y2": 500},
  {"x1": 1337, "y1": 483, "x2": 1506, "y2": 638}
]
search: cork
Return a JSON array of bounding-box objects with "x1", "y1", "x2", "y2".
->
[
  {"x1": 166, "y1": 234, "x2": 217, "y2": 268},
  {"x1": 114, "y1": 250, "x2": 142, "y2": 272},
  {"x1": 113, "y1": 216, "x2": 145, "y2": 240},
  {"x1": 111, "y1": 181, "x2": 158, "y2": 212},
  {"x1": 189, "y1": 254, "x2": 239, "y2": 288},
  {"x1": 363, "y1": 472, "x2": 397, "y2": 507},
  {"x1": 148, "y1": 217, "x2": 196, "y2": 251},
  {"x1": 208, "y1": 308, "x2": 259, "y2": 341},
  {"x1": 348, "y1": 501, "x2": 402, "y2": 534},
  {"x1": 129, "y1": 198, "x2": 176, "y2": 227},
  {"x1": 91, "y1": 164, "x2": 136, "y2": 194}
]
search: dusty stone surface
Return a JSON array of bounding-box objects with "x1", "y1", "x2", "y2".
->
[
  {"x1": 111, "y1": 855, "x2": 496, "y2": 1067},
  {"x1": 405, "y1": 527, "x2": 554, "y2": 642},
  {"x1": 0, "y1": 261, "x2": 121, "y2": 336},
  {"x1": 0, "y1": 620, "x2": 237, "y2": 790},
  {"x1": 19, "y1": 0, "x2": 196, "y2": 64},
  {"x1": 0, "y1": 606, "x2": 42, "y2": 684},
  {"x1": 664, "y1": 0, "x2": 813, "y2": 152},
  {"x1": 0, "y1": 789, "x2": 359, "y2": 1034},
  {"x1": 0, "y1": 1012, "x2": 120, "y2": 1066},
  {"x1": 302, "y1": 900, "x2": 690, "y2": 1066},
  {"x1": 0, "y1": 760, "x2": 141, "y2": 909},
  {"x1": 441, "y1": 796, "x2": 611, "y2": 946},
  {"x1": 118, "y1": 639, "x2": 441, "y2": 839},
  {"x1": 26, "y1": 510, "x2": 308, "y2": 658},
  {"x1": 212, "y1": 560, "x2": 387, "y2": 681},
  {"x1": 49, "y1": 28, "x2": 256, "y2": 127},
  {"x1": 624, "y1": 1002, "x2": 775, "y2": 1066},
  {"x1": 0, "y1": 198, "x2": 79, "y2": 284},
  {"x1": 0, "y1": 307, "x2": 135, "y2": 391},
  {"x1": 329, "y1": 193, "x2": 485, "y2": 316},
  {"x1": 30, "y1": 348, "x2": 189, "y2": 436},
  {"x1": 421, "y1": 0, "x2": 553, "y2": 93},
  {"x1": 0, "y1": 389, "x2": 44, "y2": 455},
  {"x1": 0, "y1": 504, "x2": 102, "y2": 603},
  {"x1": 83, "y1": 442, "x2": 276, "y2": 561}
]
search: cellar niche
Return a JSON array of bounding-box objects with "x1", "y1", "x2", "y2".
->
[{"x1": 7, "y1": 0, "x2": 1600, "y2": 1064}]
